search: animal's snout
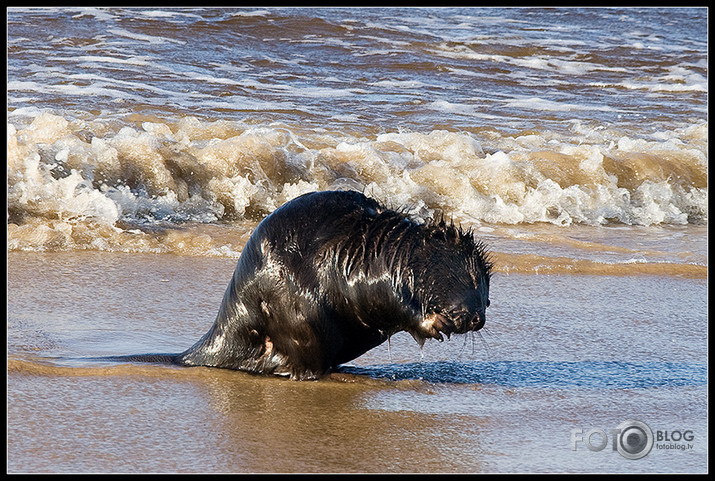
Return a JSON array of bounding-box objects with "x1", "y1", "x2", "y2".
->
[{"x1": 470, "y1": 312, "x2": 485, "y2": 331}]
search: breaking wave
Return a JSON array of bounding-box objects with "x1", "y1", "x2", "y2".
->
[{"x1": 7, "y1": 111, "x2": 708, "y2": 254}]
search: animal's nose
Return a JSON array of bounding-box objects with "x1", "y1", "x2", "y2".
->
[{"x1": 471, "y1": 312, "x2": 485, "y2": 331}]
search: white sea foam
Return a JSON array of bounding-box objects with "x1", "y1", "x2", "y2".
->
[
  {"x1": 503, "y1": 96, "x2": 617, "y2": 113},
  {"x1": 135, "y1": 10, "x2": 204, "y2": 21},
  {"x1": 370, "y1": 80, "x2": 427, "y2": 89},
  {"x1": 7, "y1": 79, "x2": 146, "y2": 103},
  {"x1": 8, "y1": 111, "x2": 706, "y2": 235},
  {"x1": 107, "y1": 28, "x2": 186, "y2": 45},
  {"x1": 50, "y1": 55, "x2": 152, "y2": 66},
  {"x1": 427, "y1": 100, "x2": 480, "y2": 116},
  {"x1": 70, "y1": 8, "x2": 116, "y2": 21},
  {"x1": 229, "y1": 9, "x2": 272, "y2": 17}
]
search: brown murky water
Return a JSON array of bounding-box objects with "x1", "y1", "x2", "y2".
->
[
  {"x1": 9, "y1": 361, "x2": 492, "y2": 473},
  {"x1": 7, "y1": 246, "x2": 707, "y2": 473}
]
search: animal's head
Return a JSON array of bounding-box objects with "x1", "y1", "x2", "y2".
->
[{"x1": 409, "y1": 218, "x2": 493, "y2": 345}]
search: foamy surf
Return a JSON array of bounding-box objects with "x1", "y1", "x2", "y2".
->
[
  {"x1": 7, "y1": 110, "x2": 707, "y2": 281},
  {"x1": 8, "y1": 111, "x2": 707, "y2": 253}
]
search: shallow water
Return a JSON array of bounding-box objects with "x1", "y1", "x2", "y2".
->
[
  {"x1": 6, "y1": 6, "x2": 708, "y2": 474},
  {"x1": 7, "y1": 251, "x2": 708, "y2": 473}
]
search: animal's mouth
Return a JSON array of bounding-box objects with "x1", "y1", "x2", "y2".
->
[
  {"x1": 409, "y1": 312, "x2": 484, "y2": 345},
  {"x1": 430, "y1": 313, "x2": 457, "y2": 338}
]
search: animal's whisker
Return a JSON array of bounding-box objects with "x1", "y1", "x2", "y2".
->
[
  {"x1": 482, "y1": 325, "x2": 501, "y2": 341},
  {"x1": 476, "y1": 331, "x2": 492, "y2": 359},
  {"x1": 457, "y1": 330, "x2": 471, "y2": 359}
]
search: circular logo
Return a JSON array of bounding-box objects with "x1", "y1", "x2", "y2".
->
[{"x1": 616, "y1": 419, "x2": 653, "y2": 460}]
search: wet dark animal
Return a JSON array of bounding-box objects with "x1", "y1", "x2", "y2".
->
[{"x1": 109, "y1": 190, "x2": 493, "y2": 380}]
